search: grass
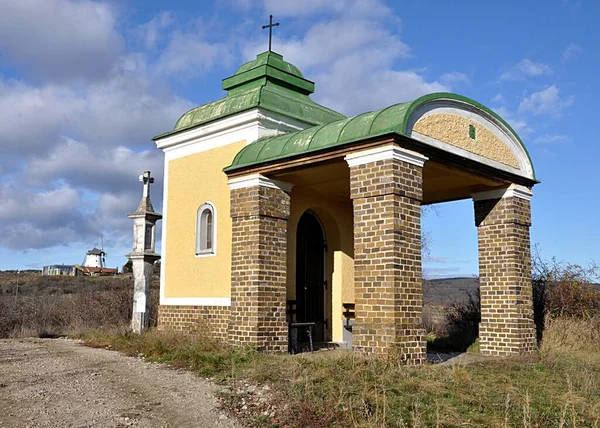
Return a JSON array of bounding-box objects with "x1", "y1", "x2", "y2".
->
[
  {"x1": 80, "y1": 316, "x2": 600, "y2": 427},
  {"x1": 0, "y1": 274, "x2": 159, "y2": 338}
]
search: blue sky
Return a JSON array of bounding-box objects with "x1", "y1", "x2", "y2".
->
[{"x1": 0, "y1": 0, "x2": 597, "y2": 277}]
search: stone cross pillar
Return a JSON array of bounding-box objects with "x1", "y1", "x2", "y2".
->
[
  {"x1": 127, "y1": 171, "x2": 162, "y2": 334},
  {"x1": 472, "y1": 185, "x2": 536, "y2": 355},
  {"x1": 346, "y1": 145, "x2": 428, "y2": 364},
  {"x1": 227, "y1": 174, "x2": 292, "y2": 352}
]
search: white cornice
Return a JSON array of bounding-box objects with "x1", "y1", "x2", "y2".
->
[
  {"x1": 471, "y1": 184, "x2": 533, "y2": 201},
  {"x1": 344, "y1": 145, "x2": 429, "y2": 167},
  {"x1": 155, "y1": 108, "x2": 308, "y2": 151},
  {"x1": 228, "y1": 173, "x2": 294, "y2": 193}
]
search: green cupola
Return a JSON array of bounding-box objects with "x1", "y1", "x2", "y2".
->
[{"x1": 155, "y1": 51, "x2": 346, "y2": 139}]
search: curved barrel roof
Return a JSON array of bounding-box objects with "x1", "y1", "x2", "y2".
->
[{"x1": 225, "y1": 93, "x2": 535, "y2": 179}]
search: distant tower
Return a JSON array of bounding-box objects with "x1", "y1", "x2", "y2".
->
[
  {"x1": 83, "y1": 247, "x2": 105, "y2": 268},
  {"x1": 126, "y1": 171, "x2": 162, "y2": 334}
]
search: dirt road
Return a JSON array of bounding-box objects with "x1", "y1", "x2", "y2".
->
[{"x1": 0, "y1": 338, "x2": 240, "y2": 428}]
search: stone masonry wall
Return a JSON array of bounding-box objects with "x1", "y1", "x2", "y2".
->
[
  {"x1": 475, "y1": 195, "x2": 537, "y2": 356},
  {"x1": 158, "y1": 305, "x2": 230, "y2": 340},
  {"x1": 349, "y1": 156, "x2": 426, "y2": 364},
  {"x1": 229, "y1": 185, "x2": 290, "y2": 352}
]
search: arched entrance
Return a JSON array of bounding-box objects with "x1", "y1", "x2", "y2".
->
[{"x1": 295, "y1": 211, "x2": 327, "y2": 342}]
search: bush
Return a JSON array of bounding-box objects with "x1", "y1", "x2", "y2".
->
[
  {"x1": 0, "y1": 276, "x2": 160, "y2": 338},
  {"x1": 428, "y1": 290, "x2": 480, "y2": 352},
  {"x1": 532, "y1": 250, "x2": 600, "y2": 336}
]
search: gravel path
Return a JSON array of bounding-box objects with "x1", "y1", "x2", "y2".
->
[{"x1": 0, "y1": 338, "x2": 240, "y2": 428}]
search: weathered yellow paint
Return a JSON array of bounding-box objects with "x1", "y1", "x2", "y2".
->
[
  {"x1": 414, "y1": 113, "x2": 520, "y2": 169},
  {"x1": 287, "y1": 185, "x2": 354, "y2": 343},
  {"x1": 163, "y1": 141, "x2": 246, "y2": 298}
]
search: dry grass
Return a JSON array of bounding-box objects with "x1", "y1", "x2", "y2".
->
[
  {"x1": 0, "y1": 275, "x2": 159, "y2": 338},
  {"x1": 81, "y1": 317, "x2": 600, "y2": 427}
]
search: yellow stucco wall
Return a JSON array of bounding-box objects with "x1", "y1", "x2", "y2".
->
[
  {"x1": 163, "y1": 141, "x2": 246, "y2": 298},
  {"x1": 414, "y1": 113, "x2": 520, "y2": 169},
  {"x1": 287, "y1": 186, "x2": 354, "y2": 343}
]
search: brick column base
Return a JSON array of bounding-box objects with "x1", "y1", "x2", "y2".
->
[
  {"x1": 474, "y1": 189, "x2": 537, "y2": 356},
  {"x1": 347, "y1": 146, "x2": 427, "y2": 365},
  {"x1": 228, "y1": 179, "x2": 291, "y2": 352}
]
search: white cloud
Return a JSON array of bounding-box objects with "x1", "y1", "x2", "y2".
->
[
  {"x1": 263, "y1": 0, "x2": 392, "y2": 18},
  {"x1": 135, "y1": 11, "x2": 175, "y2": 50},
  {"x1": 25, "y1": 139, "x2": 164, "y2": 195},
  {"x1": 499, "y1": 59, "x2": 552, "y2": 81},
  {"x1": 246, "y1": 18, "x2": 410, "y2": 69},
  {"x1": 3, "y1": 137, "x2": 165, "y2": 251},
  {"x1": 493, "y1": 106, "x2": 532, "y2": 136},
  {"x1": 316, "y1": 65, "x2": 447, "y2": 115},
  {"x1": 0, "y1": 66, "x2": 191, "y2": 159},
  {"x1": 155, "y1": 31, "x2": 233, "y2": 79},
  {"x1": 0, "y1": 184, "x2": 93, "y2": 250},
  {"x1": 0, "y1": 8, "x2": 215, "y2": 253},
  {"x1": 0, "y1": 79, "x2": 79, "y2": 156},
  {"x1": 440, "y1": 72, "x2": 470, "y2": 86},
  {"x1": 0, "y1": 0, "x2": 123, "y2": 81},
  {"x1": 518, "y1": 85, "x2": 575, "y2": 118},
  {"x1": 534, "y1": 134, "x2": 572, "y2": 144},
  {"x1": 243, "y1": 7, "x2": 451, "y2": 116},
  {"x1": 71, "y1": 70, "x2": 192, "y2": 146},
  {"x1": 491, "y1": 93, "x2": 505, "y2": 104},
  {"x1": 561, "y1": 43, "x2": 583, "y2": 63}
]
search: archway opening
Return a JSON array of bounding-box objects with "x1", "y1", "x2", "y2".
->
[{"x1": 295, "y1": 211, "x2": 327, "y2": 343}]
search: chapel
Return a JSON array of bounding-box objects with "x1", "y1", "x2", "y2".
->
[{"x1": 153, "y1": 50, "x2": 538, "y2": 364}]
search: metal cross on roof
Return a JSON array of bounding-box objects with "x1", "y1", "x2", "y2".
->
[
  {"x1": 139, "y1": 170, "x2": 154, "y2": 198},
  {"x1": 262, "y1": 14, "x2": 279, "y2": 52}
]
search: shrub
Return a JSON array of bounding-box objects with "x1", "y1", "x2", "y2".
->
[
  {"x1": 532, "y1": 249, "x2": 600, "y2": 333},
  {"x1": 0, "y1": 275, "x2": 160, "y2": 338},
  {"x1": 428, "y1": 290, "x2": 480, "y2": 352}
]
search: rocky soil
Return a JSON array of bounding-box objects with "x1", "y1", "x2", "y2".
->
[{"x1": 0, "y1": 338, "x2": 240, "y2": 428}]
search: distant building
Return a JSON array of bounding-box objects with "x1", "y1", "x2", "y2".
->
[
  {"x1": 76, "y1": 266, "x2": 118, "y2": 276},
  {"x1": 42, "y1": 246, "x2": 118, "y2": 277},
  {"x1": 42, "y1": 265, "x2": 77, "y2": 276},
  {"x1": 82, "y1": 247, "x2": 105, "y2": 268}
]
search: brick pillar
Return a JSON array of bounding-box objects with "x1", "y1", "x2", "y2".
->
[
  {"x1": 473, "y1": 185, "x2": 537, "y2": 356},
  {"x1": 345, "y1": 145, "x2": 428, "y2": 364},
  {"x1": 228, "y1": 175, "x2": 292, "y2": 352}
]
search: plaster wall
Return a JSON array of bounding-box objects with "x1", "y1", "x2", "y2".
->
[
  {"x1": 287, "y1": 186, "x2": 354, "y2": 343},
  {"x1": 413, "y1": 113, "x2": 520, "y2": 169},
  {"x1": 162, "y1": 141, "x2": 246, "y2": 299}
]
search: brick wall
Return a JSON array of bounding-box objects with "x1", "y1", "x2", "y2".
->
[
  {"x1": 229, "y1": 185, "x2": 290, "y2": 352},
  {"x1": 349, "y1": 156, "x2": 426, "y2": 364},
  {"x1": 475, "y1": 195, "x2": 537, "y2": 355},
  {"x1": 157, "y1": 305, "x2": 230, "y2": 340}
]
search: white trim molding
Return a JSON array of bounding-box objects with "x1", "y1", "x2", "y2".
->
[
  {"x1": 406, "y1": 99, "x2": 535, "y2": 181},
  {"x1": 227, "y1": 173, "x2": 294, "y2": 192},
  {"x1": 195, "y1": 201, "x2": 217, "y2": 258},
  {"x1": 471, "y1": 184, "x2": 533, "y2": 201},
  {"x1": 159, "y1": 296, "x2": 231, "y2": 306},
  {"x1": 156, "y1": 108, "x2": 310, "y2": 160},
  {"x1": 344, "y1": 144, "x2": 429, "y2": 167}
]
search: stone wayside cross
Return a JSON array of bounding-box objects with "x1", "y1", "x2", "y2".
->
[{"x1": 126, "y1": 171, "x2": 162, "y2": 334}]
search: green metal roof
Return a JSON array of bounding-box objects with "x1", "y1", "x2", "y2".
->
[
  {"x1": 153, "y1": 51, "x2": 345, "y2": 140},
  {"x1": 224, "y1": 93, "x2": 536, "y2": 179},
  {"x1": 231, "y1": 51, "x2": 304, "y2": 79}
]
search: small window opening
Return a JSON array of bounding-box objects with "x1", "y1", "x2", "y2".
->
[
  {"x1": 469, "y1": 124, "x2": 476, "y2": 140},
  {"x1": 196, "y1": 203, "x2": 216, "y2": 255}
]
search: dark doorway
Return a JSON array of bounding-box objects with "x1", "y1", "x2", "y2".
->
[{"x1": 295, "y1": 211, "x2": 327, "y2": 342}]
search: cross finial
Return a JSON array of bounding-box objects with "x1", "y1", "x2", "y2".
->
[
  {"x1": 139, "y1": 171, "x2": 154, "y2": 199},
  {"x1": 262, "y1": 14, "x2": 279, "y2": 52}
]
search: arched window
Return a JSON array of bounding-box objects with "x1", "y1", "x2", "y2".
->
[{"x1": 196, "y1": 202, "x2": 216, "y2": 256}]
